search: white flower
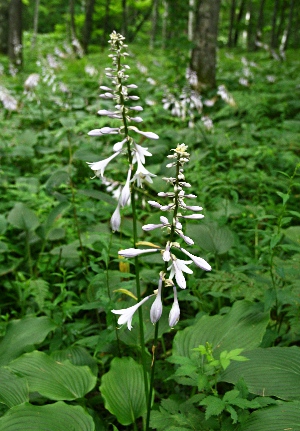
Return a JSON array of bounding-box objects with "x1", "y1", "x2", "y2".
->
[
  {"x1": 163, "y1": 241, "x2": 171, "y2": 262},
  {"x1": 113, "y1": 138, "x2": 127, "y2": 152},
  {"x1": 110, "y1": 203, "x2": 121, "y2": 232},
  {"x1": 150, "y1": 276, "x2": 163, "y2": 324},
  {"x1": 128, "y1": 126, "x2": 159, "y2": 140},
  {"x1": 88, "y1": 127, "x2": 119, "y2": 135},
  {"x1": 142, "y1": 223, "x2": 164, "y2": 231},
  {"x1": 112, "y1": 295, "x2": 152, "y2": 330},
  {"x1": 87, "y1": 151, "x2": 121, "y2": 177},
  {"x1": 180, "y1": 247, "x2": 211, "y2": 271},
  {"x1": 148, "y1": 200, "x2": 162, "y2": 209},
  {"x1": 175, "y1": 230, "x2": 194, "y2": 245},
  {"x1": 169, "y1": 286, "x2": 180, "y2": 327},
  {"x1": 119, "y1": 168, "x2": 132, "y2": 207},
  {"x1": 133, "y1": 143, "x2": 152, "y2": 164},
  {"x1": 168, "y1": 257, "x2": 193, "y2": 289},
  {"x1": 179, "y1": 214, "x2": 204, "y2": 220},
  {"x1": 118, "y1": 248, "x2": 160, "y2": 258},
  {"x1": 132, "y1": 152, "x2": 156, "y2": 187}
]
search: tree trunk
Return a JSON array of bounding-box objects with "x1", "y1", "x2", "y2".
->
[
  {"x1": 270, "y1": 0, "x2": 280, "y2": 49},
  {"x1": 82, "y1": 0, "x2": 95, "y2": 53},
  {"x1": 150, "y1": 0, "x2": 159, "y2": 48},
  {"x1": 247, "y1": 0, "x2": 256, "y2": 51},
  {"x1": 190, "y1": 0, "x2": 221, "y2": 90},
  {"x1": 8, "y1": 0, "x2": 22, "y2": 68},
  {"x1": 228, "y1": 0, "x2": 236, "y2": 47},
  {"x1": 188, "y1": 0, "x2": 195, "y2": 42},
  {"x1": 233, "y1": 0, "x2": 247, "y2": 47},
  {"x1": 276, "y1": 0, "x2": 288, "y2": 45},
  {"x1": 280, "y1": 0, "x2": 295, "y2": 52},
  {"x1": 0, "y1": 0, "x2": 9, "y2": 54},
  {"x1": 162, "y1": 0, "x2": 168, "y2": 49},
  {"x1": 103, "y1": 0, "x2": 111, "y2": 44},
  {"x1": 255, "y1": 0, "x2": 266, "y2": 47},
  {"x1": 31, "y1": 0, "x2": 40, "y2": 49},
  {"x1": 69, "y1": 0, "x2": 76, "y2": 41},
  {"x1": 121, "y1": 0, "x2": 127, "y2": 38}
]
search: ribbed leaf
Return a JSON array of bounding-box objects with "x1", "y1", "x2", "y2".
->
[
  {"x1": 51, "y1": 346, "x2": 98, "y2": 376},
  {"x1": 173, "y1": 301, "x2": 269, "y2": 359},
  {"x1": 221, "y1": 347, "x2": 300, "y2": 400},
  {"x1": 100, "y1": 357, "x2": 147, "y2": 425},
  {"x1": 186, "y1": 222, "x2": 235, "y2": 254},
  {"x1": 241, "y1": 401, "x2": 300, "y2": 431},
  {"x1": 0, "y1": 316, "x2": 56, "y2": 366},
  {"x1": 0, "y1": 402, "x2": 95, "y2": 431},
  {"x1": 7, "y1": 203, "x2": 40, "y2": 231},
  {"x1": 0, "y1": 368, "x2": 28, "y2": 407},
  {"x1": 9, "y1": 351, "x2": 97, "y2": 400}
]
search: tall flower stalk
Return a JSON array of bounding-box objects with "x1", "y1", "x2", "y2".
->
[
  {"x1": 87, "y1": 31, "x2": 159, "y2": 405},
  {"x1": 116, "y1": 143, "x2": 211, "y2": 429}
]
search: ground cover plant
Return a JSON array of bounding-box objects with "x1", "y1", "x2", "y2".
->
[{"x1": 0, "y1": 29, "x2": 300, "y2": 431}]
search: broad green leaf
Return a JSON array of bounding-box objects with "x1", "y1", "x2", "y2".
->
[
  {"x1": 0, "y1": 215, "x2": 7, "y2": 234},
  {"x1": 100, "y1": 357, "x2": 147, "y2": 425},
  {"x1": 0, "y1": 401, "x2": 95, "y2": 431},
  {"x1": 173, "y1": 301, "x2": 269, "y2": 359},
  {"x1": 241, "y1": 401, "x2": 300, "y2": 431},
  {"x1": 0, "y1": 316, "x2": 56, "y2": 366},
  {"x1": 186, "y1": 222, "x2": 235, "y2": 254},
  {"x1": 0, "y1": 368, "x2": 28, "y2": 407},
  {"x1": 9, "y1": 351, "x2": 97, "y2": 400},
  {"x1": 51, "y1": 345, "x2": 98, "y2": 376},
  {"x1": 284, "y1": 226, "x2": 300, "y2": 245},
  {"x1": 221, "y1": 347, "x2": 300, "y2": 400},
  {"x1": 78, "y1": 189, "x2": 115, "y2": 205},
  {"x1": 7, "y1": 203, "x2": 40, "y2": 231}
]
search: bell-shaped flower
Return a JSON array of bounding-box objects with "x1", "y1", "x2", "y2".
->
[
  {"x1": 133, "y1": 143, "x2": 152, "y2": 164},
  {"x1": 87, "y1": 150, "x2": 121, "y2": 177},
  {"x1": 119, "y1": 168, "x2": 132, "y2": 207},
  {"x1": 168, "y1": 256, "x2": 193, "y2": 289},
  {"x1": 130, "y1": 106, "x2": 143, "y2": 111},
  {"x1": 169, "y1": 286, "x2": 180, "y2": 328},
  {"x1": 118, "y1": 248, "x2": 160, "y2": 258},
  {"x1": 128, "y1": 126, "x2": 159, "y2": 140},
  {"x1": 131, "y1": 152, "x2": 156, "y2": 187},
  {"x1": 179, "y1": 247, "x2": 211, "y2": 271},
  {"x1": 162, "y1": 241, "x2": 171, "y2": 262},
  {"x1": 150, "y1": 276, "x2": 163, "y2": 324},
  {"x1": 110, "y1": 203, "x2": 121, "y2": 232},
  {"x1": 113, "y1": 138, "x2": 127, "y2": 152},
  {"x1": 175, "y1": 229, "x2": 194, "y2": 245},
  {"x1": 88, "y1": 127, "x2": 119, "y2": 136},
  {"x1": 148, "y1": 200, "x2": 162, "y2": 209},
  {"x1": 180, "y1": 214, "x2": 204, "y2": 220},
  {"x1": 112, "y1": 295, "x2": 152, "y2": 330}
]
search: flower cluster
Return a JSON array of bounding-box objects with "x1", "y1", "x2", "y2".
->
[
  {"x1": 113, "y1": 143, "x2": 211, "y2": 329},
  {"x1": 86, "y1": 31, "x2": 159, "y2": 231}
]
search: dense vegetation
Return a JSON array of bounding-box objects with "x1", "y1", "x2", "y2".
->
[{"x1": 0, "y1": 27, "x2": 300, "y2": 430}]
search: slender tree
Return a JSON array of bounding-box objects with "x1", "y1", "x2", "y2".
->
[
  {"x1": 31, "y1": 0, "x2": 40, "y2": 49},
  {"x1": 150, "y1": 0, "x2": 159, "y2": 49},
  {"x1": 190, "y1": 0, "x2": 221, "y2": 89},
  {"x1": 188, "y1": 0, "x2": 195, "y2": 42},
  {"x1": 82, "y1": 0, "x2": 95, "y2": 53},
  {"x1": 233, "y1": 0, "x2": 246, "y2": 46},
  {"x1": 270, "y1": 0, "x2": 280, "y2": 48},
  {"x1": 255, "y1": 0, "x2": 266, "y2": 47},
  {"x1": 0, "y1": 0, "x2": 8, "y2": 54},
  {"x1": 280, "y1": 0, "x2": 295, "y2": 52},
  {"x1": 228, "y1": 0, "x2": 236, "y2": 47},
  {"x1": 8, "y1": 0, "x2": 22, "y2": 68},
  {"x1": 121, "y1": 0, "x2": 127, "y2": 39}
]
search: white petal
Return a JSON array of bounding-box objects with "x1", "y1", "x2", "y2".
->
[
  {"x1": 148, "y1": 201, "x2": 162, "y2": 209},
  {"x1": 160, "y1": 216, "x2": 169, "y2": 225},
  {"x1": 119, "y1": 168, "x2": 132, "y2": 207},
  {"x1": 98, "y1": 109, "x2": 115, "y2": 115},
  {"x1": 180, "y1": 248, "x2": 211, "y2": 271},
  {"x1": 118, "y1": 248, "x2": 160, "y2": 258},
  {"x1": 129, "y1": 126, "x2": 159, "y2": 140},
  {"x1": 180, "y1": 214, "x2": 204, "y2": 219},
  {"x1": 127, "y1": 84, "x2": 138, "y2": 89},
  {"x1": 112, "y1": 295, "x2": 151, "y2": 330},
  {"x1": 113, "y1": 138, "x2": 127, "y2": 152},
  {"x1": 129, "y1": 117, "x2": 143, "y2": 123},
  {"x1": 169, "y1": 287, "x2": 180, "y2": 327},
  {"x1": 150, "y1": 277, "x2": 163, "y2": 324},
  {"x1": 99, "y1": 85, "x2": 112, "y2": 91},
  {"x1": 110, "y1": 204, "x2": 121, "y2": 232},
  {"x1": 130, "y1": 106, "x2": 143, "y2": 111},
  {"x1": 142, "y1": 223, "x2": 164, "y2": 231}
]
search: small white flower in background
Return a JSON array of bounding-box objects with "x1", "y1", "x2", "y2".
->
[
  {"x1": 85, "y1": 65, "x2": 98, "y2": 77},
  {"x1": 0, "y1": 86, "x2": 18, "y2": 111},
  {"x1": 24, "y1": 73, "x2": 40, "y2": 90},
  {"x1": 110, "y1": 203, "x2": 121, "y2": 232}
]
